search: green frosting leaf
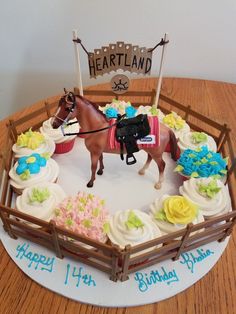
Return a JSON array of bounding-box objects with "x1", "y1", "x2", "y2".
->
[
  {"x1": 41, "y1": 152, "x2": 50, "y2": 160},
  {"x1": 220, "y1": 169, "x2": 227, "y2": 174},
  {"x1": 125, "y1": 210, "x2": 144, "y2": 230},
  {"x1": 154, "y1": 209, "x2": 168, "y2": 222},
  {"x1": 150, "y1": 106, "x2": 159, "y2": 116},
  {"x1": 201, "y1": 157, "x2": 208, "y2": 164},
  {"x1": 92, "y1": 207, "x2": 100, "y2": 217},
  {"x1": 103, "y1": 222, "x2": 110, "y2": 234},
  {"x1": 20, "y1": 169, "x2": 30, "y2": 181},
  {"x1": 65, "y1": 218, "x2": 73, "y2": 227},
  {"x1": 191, "y1": 132, "x2": 207, "y2": 144},
  {"x1": 28, "y1": 187, "x2": 50, "y2": 204},
  {"x1": 174, "y1": 165, "x2": 184, "y2": 172},
  {"x1": 54, "y1": 208, "x2": 61, "y2": 217},
  {"x1": 82, "y1": 219, "x2": 92, "y2": 228},
  {"x1": 198, "y1": 179, "x2": 221, "y2": 199},
  {"x1": 209, "y1": 161, "x2": 218, "y2": 165},
  {"x1": 191, "y1": 172, "x2": 199, "y2": 178}
]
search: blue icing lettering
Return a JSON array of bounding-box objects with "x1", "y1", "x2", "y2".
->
[
  {"x1": 179, "y1": 248, "x2": 214, "y2": 273},
  {"x1": 134, "y1": 266, "x2": 179, "y2": 293},
  {"x1": 64, "y1": 263, "x2": 96, "y2": 288},
  {"x1": 15, "y1": 242, "x2": 55, "y2": 272}
]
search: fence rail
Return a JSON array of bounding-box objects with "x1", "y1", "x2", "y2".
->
[{"x1": 0, "y1": 89, "x2": 235, "y2": 281}]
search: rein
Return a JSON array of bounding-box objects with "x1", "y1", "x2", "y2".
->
[
  {"x1": 60, "y1": 114, "x2": 126, "y2": 136},
  {"x1": 55, "y1": 91, "x2": 126, "y2": 136}
]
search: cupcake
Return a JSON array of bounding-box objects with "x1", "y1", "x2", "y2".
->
[
  {"x1": 149, "y1": 195, "x2": 204, "y2": 235},
  {"x1": 175, "y1": 146, "x2": 228, "y2": 179},
  {"x1": 179, "y1": 177, "x2": 231, "y2": 219},
  {"x1": 107, "y1": 209, "x2": 162, "y2": 253},
  {"x1": 162, "y1": 111, "x2": 190, "y2": 139},
  {"x1": 99, "y1": 99, "x2": 134, "y2": 117},
  {"x1": 9, "y1": 154, "x2": 59, "y2": 194},
  {"x1": 12, "y1": 128, "x2": 55, "y2": 158},
  {"x1": 178, "y1": 131, "x2": 217, "y2": 152},
  {"x1": 52, "y1": 192, "x2": 110, "y2": 245},
  {"x1": 40, "y1": 117, "x2": 79, "y2": 154},
  {"x1": 136, "y1": 105, "x2": 165, "y2": 120},
  {"x1": 16, "y1": 182, "x2": 66, "y2": 226}
]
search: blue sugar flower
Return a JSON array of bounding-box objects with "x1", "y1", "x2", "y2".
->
[
  {"x1": 105, "y1": 107, "x2": 118, "y2": 118},
  {"x1": 16, "y1": 154, "x2": 47, "y2": 179},
  {"x1": 175, "y1": 146, "x2": 227, "y2": 178},
  {"x1": 125, "y1": 106, "x2": 137, "y2": 118}
]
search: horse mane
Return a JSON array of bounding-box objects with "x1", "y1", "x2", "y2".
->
[{"x1": 76, "y1": 95, "x2": 108, "y2": 120}]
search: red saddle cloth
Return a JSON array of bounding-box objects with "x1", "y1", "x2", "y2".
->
[{"x1": 107, "y1": 116, "x2": 160, "y2": 150}]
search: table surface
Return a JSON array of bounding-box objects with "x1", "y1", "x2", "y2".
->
[{"x1": 0, "y1": 77, "x2": 236, "y2": 314}]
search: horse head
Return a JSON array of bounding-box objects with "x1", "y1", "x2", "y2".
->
[{"x1": 52, "y1": 91, "x2": 77, "y2": 129}]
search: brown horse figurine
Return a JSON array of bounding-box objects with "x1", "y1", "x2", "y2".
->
[{"x1": 52, "y1": 92, "x2": 178, "y2": 189}]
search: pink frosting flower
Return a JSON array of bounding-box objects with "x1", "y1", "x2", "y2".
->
[{"x1": 52, "y1": 192, "x2": 109, "y2": 243}]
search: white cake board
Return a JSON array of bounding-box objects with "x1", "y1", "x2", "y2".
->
[{"x1": 0, "y1": 138, "x2": 230, "y2": 307}]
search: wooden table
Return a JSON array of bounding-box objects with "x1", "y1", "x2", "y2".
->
[{"x1": 0, "y1": 78, "x2": 236, "y2": 314}]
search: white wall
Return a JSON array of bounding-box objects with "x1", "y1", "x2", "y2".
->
[{"x1": 1, "y1": 0, "x2": 236, "y2": 119}]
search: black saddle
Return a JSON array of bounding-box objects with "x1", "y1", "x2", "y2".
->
[{"x1": 115, "y1": 114, "x2": 150, "y2": 165}]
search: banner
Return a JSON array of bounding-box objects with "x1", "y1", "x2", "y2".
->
[{"x1": 88, "y1": 42, "x2": 153, "y2": 78}]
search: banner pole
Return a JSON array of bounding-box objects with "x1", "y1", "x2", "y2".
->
[
  {"x1": 154, "y1": 33, "x2": 169, "y2": 108},
  {"x1": 72, "y1": 29, "x2": 84, "y2": 96}
]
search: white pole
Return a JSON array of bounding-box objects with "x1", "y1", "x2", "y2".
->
[
  {"x1": 72, "y1": 29, "x2": 84, "y2": 96},
  {"x1": 154, "y1": 33, "x2": 169, "y2": 108}
]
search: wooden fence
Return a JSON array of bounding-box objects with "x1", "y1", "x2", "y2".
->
[{"x1": 0, "y1": 89, "x2": 235, "y2": 281}]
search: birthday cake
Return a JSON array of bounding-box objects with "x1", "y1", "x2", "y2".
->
[{"x1": 0, "y1": 89, "x2": 234, "y2": 284}]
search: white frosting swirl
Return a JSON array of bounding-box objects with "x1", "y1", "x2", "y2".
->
[
  {"x1": 179, "y1": 178, "x2": 231, "y2": 218},
  {"x1": 16, "y1": 183, "x2": 66, "y2": 225},
  {"x1": 40, "y1": 118, "x2": 79, "y2": 144},
  {"x1": 178, "y1": 131, "x2": 217, "y2": 152},
  {"x1": 12, "y1": 134, "x2": 55, "y2": 158},
  {"x1": 171, "y1": 123, "x2": 190, "y2": 139},
  {"x1": 9, "y1": 158, "x2": 59, "y2": 190},
  {"x1": 149, "y1": 194, "x2": 204, "y2": 234},
  {"x1": 107, "y1": 209, "x2": 162, "y2": 250},
  {"x1": 136, "y1": 106, "x2": 165, "y2": 120}
]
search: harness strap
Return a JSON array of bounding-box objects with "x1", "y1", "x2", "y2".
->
[{"x1": 61, "y1": 114, "x2": 126, "y2": 136}]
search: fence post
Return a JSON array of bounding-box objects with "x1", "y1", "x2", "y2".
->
[
  {"x1": 219, "y1": 215, "x2": 236, "y2": 242},
  {"x1": 172, "y1": 223, "x2": 193, "y2": 261},
  {"x1": 110, "y1": 244, "x2": 121, "y2": 282},
  {"x1": 184, "y1": 105, "x2": 191, "y2": 121},
  {"x1": 120, "y1": 245, "x2": 131, "y2": 282},
  {"x1": 0, "y1": 207, "x2": 17, "y2": 239},
  {"x1": 49, "y1": 220, "x2": 63, "y2": 259}
]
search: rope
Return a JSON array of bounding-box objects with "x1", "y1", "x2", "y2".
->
[
  {"x1": 72, "y1": 38, "x2": 90, "y2": 56},
  {"x1": 148, "y1": 38, "x2": 169, "y2": 53},
  {"x1": 73, "y1": 37, "x2": 169, "y2": 56}
]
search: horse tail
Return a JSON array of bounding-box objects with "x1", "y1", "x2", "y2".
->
[{"x1": 169, "y1": 130, "x2": 178, "y2": 161}]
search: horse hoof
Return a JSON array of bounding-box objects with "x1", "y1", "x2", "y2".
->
[
  {"x1": 154, "y1": 183, "x2": 161, "y2": 189},
  {"x1": 87, "y1": 182, "x2": 93, "y2": 188},
  {"x1": 97, "y1": 169, "x2": 103, "y2": 175},
  {"x1": 138, "y1": 169, "x2": 145, "y2": 175}
]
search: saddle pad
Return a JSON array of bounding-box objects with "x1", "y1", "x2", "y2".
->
[{"x1": 108, "y1": 116, "x2": 160, "y2": 150}]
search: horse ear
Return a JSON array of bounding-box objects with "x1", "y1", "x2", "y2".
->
[
  {"x1": 68, "y1": 92, "x2": 76, "y2": 103},
  {"x1": 64, "y1": 88, "x2": 68, "y2": 94}
]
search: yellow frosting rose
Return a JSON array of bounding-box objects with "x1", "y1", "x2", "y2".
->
[{"x1": 163, "y1": 196, "x2": 198, "y2": 224}]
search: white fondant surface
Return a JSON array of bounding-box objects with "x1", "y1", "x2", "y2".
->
[{"x1": 0, "y1": 138, "x2": 230, "y2": 306}]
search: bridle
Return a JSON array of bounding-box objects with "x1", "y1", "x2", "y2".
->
[
  {"x1": 53, "y1": 91, "x2": 77, "y2": 126},
  {"x1": 54, "y1": 91, "x2": 126, "y2": 137}
]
